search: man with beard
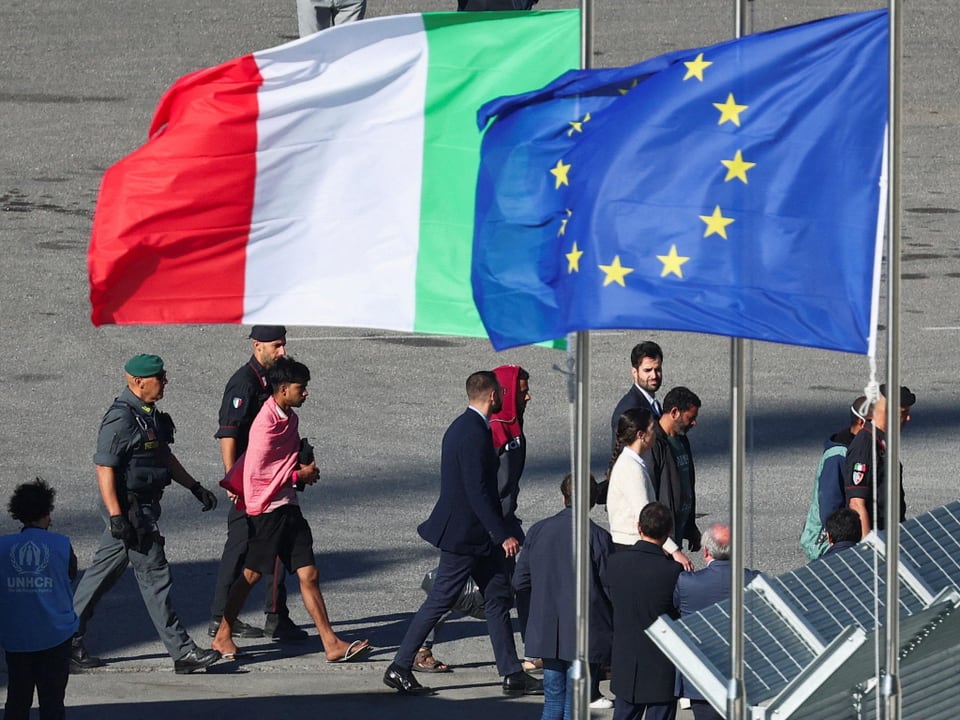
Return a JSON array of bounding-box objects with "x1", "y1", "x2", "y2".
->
[
  {"x1": 600, "y1": 341, "x2": 664, "y2": 504},
  {"x1": 650, "y1": 387, "x2": 702, "y2": 553},
  {"x1": 384, "y1": 371, "x2": 541, "y2": 697},
  {"x1": 414, "y1": 365, "x2": 532, "y2": 673}
]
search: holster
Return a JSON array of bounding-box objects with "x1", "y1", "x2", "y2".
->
[{"x1": 125, "y1": 492, "x2": 161, "y2": 553}]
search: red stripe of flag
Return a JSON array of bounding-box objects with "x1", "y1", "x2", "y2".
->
[{"x1": 88, "y1": 55, "x2": 263, "y2": 326}]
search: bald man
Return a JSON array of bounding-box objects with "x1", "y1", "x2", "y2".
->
[{"x1": 673, "y1": 524, "x2": 760, "y2": 720}]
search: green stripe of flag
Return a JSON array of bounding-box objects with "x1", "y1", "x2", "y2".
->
[{"x1": 415, "y1": 10, "x2": 579, "y2": 342}]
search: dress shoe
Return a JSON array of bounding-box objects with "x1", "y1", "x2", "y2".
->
[
  {"x1": 174, "y1": 647, "x2": 222, "y2": 674},
  {"x1": 264, "y1": 613, "x2": 309, "y2": 641},
  {"x1": 502, "y1": 670, "x2": 544, "y2": 697},
  {"x1": 70, "y1": 637, "x2": 104, "y2": 670},
  {"x1": 383, "y1": 662, "x2": 432, "y2": 695},
  {"x1": 207, "y1": 617, "x2": 264, "y2": 638}
]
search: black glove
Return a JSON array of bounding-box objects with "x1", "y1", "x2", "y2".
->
[
  {"x1": 191, "y1": 483, "x2": 218, "y2": 512},
  {"x1": 109, "y1": 514, "x2": 136, "y2": 544}
]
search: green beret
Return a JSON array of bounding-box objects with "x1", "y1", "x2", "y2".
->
[{"x1": 124, "y1": 354, "x2": 165, "y2": 377}]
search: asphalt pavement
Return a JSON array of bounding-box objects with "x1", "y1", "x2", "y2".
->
[{"x1": 1, "y1": 0, "x2": 959, "y2": 717}]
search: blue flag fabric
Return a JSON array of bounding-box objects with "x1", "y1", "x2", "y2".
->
[{"x1": 472, "y1": 9, "x2": 888, "y2": 353}]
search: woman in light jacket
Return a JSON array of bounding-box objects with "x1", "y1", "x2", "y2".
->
[{"x1": 606, "y1": 407, "x2": 692, "y2": 570}]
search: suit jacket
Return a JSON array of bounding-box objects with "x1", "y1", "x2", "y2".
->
[
  {"x1": 513, "y1": 507, "x2": 613, "y2": 663},
  {"x1": 673, "y1": 559, "x2": 760, "y2": 699},
  {"x1": 418, "y1": 409, "x2": 510, "y2": 556},
  {"x1": 606, "y1": 540, "x2": 681, "y2": 704},
  {"x1": 610, "y1": 385, "x2": 658, "y2": 450}
]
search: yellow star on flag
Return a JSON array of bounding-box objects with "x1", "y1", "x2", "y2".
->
[
  {"x1": 700, "y1": 205, "x2": 734, "y2": 239},
  {"x1": 618, "y1": 79, "x2": 638, "y2": 95},
  {"x1": 566, "y1": 242, "x2": 584, "y2": 273},
  {"x1": 657, "y1": 245, "x2": 690, "y2": 278},
  {"x1": 683, "y1": 53, "x2": 712, "y2": 82},
  {"x1": 550, "y1": 159, "x2": 571, "y2": 189},
  {"x1": 599, "y1": 255, "x2": 634, "y2": 287},
  {"x1": 713, "y1": 93, "x2": 748, "y2": 126},
  {"x1": 567, "y1": 113, "x2": 592, "y2": 136},
  {"x1": 721, "y1": 150, "x2": 756, "y2": 183}
]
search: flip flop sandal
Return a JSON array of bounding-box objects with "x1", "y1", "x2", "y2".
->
[
  {"x1": 413, "y1": 648, "x2": 452, "y2": 673},
  {"x1": 328, "y1": 639, "x2": 371, "y2": 664}
]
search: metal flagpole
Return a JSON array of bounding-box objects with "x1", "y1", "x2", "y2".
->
[
  {"x1": 570, "y1": 4, "x2": 594, "y2": 716},
  {"x1": 727, "y1": 3, "x2": 750, "y2": 720},
  {"x1": 883, "y1": 1, "x2": 903, "y2": 719}
]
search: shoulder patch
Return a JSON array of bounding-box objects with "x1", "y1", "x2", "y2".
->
[
  {"x1": 232, "y1": 397, "x2": 244, "y2": 409},
  {"x1": 852, "y1": 462, "x2": 867, "y2": 485}
]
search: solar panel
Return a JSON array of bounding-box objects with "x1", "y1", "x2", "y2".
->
[
  {"x1": 671, "y1": 585, "x2": 821, "y2": 701},
  {"x1": 647, "y1": 501, "x2": 960, "y2": 719},
  {"x1": 770, "y1": 543, "x2": 929, "y2": 642},
  {"x1": 899, "y1": 500, "x2": 960, "y2": 595}
]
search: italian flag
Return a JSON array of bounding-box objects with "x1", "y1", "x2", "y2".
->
[{"x1": 88, "y1": 11, "x2": 579, "y2": 337}]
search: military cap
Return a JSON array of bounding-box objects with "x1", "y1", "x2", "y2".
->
[
  {"x1": 880, "y1": 384, "x2": 917, "y2": 407},
  {"x1": 249, "y1": 325, "x2": 287, "y2": 342},
  {"x1": 124, "y1": 354, "x2": 165, "y2": 377}
]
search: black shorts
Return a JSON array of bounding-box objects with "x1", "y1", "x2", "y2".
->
[{"x1": 245, "y1": 505, "x2": 315, "y2": 575}]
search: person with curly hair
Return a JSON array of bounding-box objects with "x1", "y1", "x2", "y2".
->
[{"x1": 0, "y1": 478, "x2": 78, "y2": 720}]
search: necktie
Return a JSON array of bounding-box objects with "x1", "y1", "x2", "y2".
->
[{"x1": 652, "y1": 398, "x2": 662, "y2": 417}]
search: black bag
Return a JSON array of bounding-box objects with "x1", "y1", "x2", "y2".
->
[
  {"x1": 294, "y1": 438, "x2": 315, "y2": 491},
  {"x1": 420, "y1": 567, "x2": 486, "y2": 620}
]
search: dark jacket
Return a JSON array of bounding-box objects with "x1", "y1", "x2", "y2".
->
[
  {"x1": 650, "y1": 422, "x2": 700, "y2": 549},
  {"x1": 606, "y1": 540, "x2": 681, "y2": 704},
  {"x1": 513, "y1": 507, "x2": 613, "y2": 663},
  {"x1": 673, "y1": 559, "x2": 761, "y2": 700},
  {"x1": 418, "y1": 409, "x2": 510, "y2": 556},
  {"x1": 610, "y1": 385, "x2": 658, "y2": 450}
]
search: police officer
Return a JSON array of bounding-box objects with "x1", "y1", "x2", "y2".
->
[
  {"x1": 209, "y1": 326, "x2": 307, "y2": 641},
  {"x1": 844, "y1": 384, "x2": 916, "y2": 538},
  {"x1": 71, "y1": 354, "x2": 221, "y2": 674}
]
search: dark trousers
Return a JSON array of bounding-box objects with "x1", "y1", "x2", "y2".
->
[
  {"x1": 690, "y1": 699, "x2": 724, "y2": 720},
  {"x1": 394, "y1": 548, "x2": 522, "y2": 677},
  {"x1": 4, "y1": 638, "x2": 71, "y2": 720},
  {"x1": 210, "y1": 503, "x2": 288, "y2": 618},
  {"x1": 613, "y1": 698, "x2": 677, "y2": 720},
  {"x1": 423, "y1": 553, "x2": 531, "y2": 649}
]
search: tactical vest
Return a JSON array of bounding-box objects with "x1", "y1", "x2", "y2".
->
[{"x1": 112, "y1": 398, "x2": 175, "y2": 497}]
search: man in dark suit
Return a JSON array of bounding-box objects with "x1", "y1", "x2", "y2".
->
[
  {"x1": 513, "y1": 473, "x2": 614, "y2": 717},
  {"x1": 598, "y1": 340, "x2": 664, "y2": 504},
  {"x1": 673, "y1": 523, "x2": 761, "y2": 720},
  {"x1": 384, "y1": 371, "x2": 541, "y2": 697},
  {"x1": 607, "y1": 502, "x2": 682, "y2": 720},
  {"x1": 610, "y1": 340, "x2": 664, "y2": 450}
]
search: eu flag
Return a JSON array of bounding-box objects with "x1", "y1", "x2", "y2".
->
[{"x1": 472, "y1": 10, "x2": 888, "y2": 353}]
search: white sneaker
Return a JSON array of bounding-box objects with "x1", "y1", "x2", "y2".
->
[{"x1": 589, "y1": 696, "x2": 614, "y2": 709}]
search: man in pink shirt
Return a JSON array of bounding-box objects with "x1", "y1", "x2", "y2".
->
[{"x1": 212, "y1": 357, "x2": 369, "y2": 663}]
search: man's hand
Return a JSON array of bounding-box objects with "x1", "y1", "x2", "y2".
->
[
  {"x1": 671, "y1": 549, "x2": 693, "y2": 571},
  {"x1": 298, "y1": 461, "x2": 320, "y2": 486},
  {"x1": 109, "y1": 514, "x2": 136, "y2": 545},
  {"x1": 191, "y1": 483, "x2": 218, "y2": 512},
  {"x1": 502, "y1": 536, "x2": 520, "y2": 558}
]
